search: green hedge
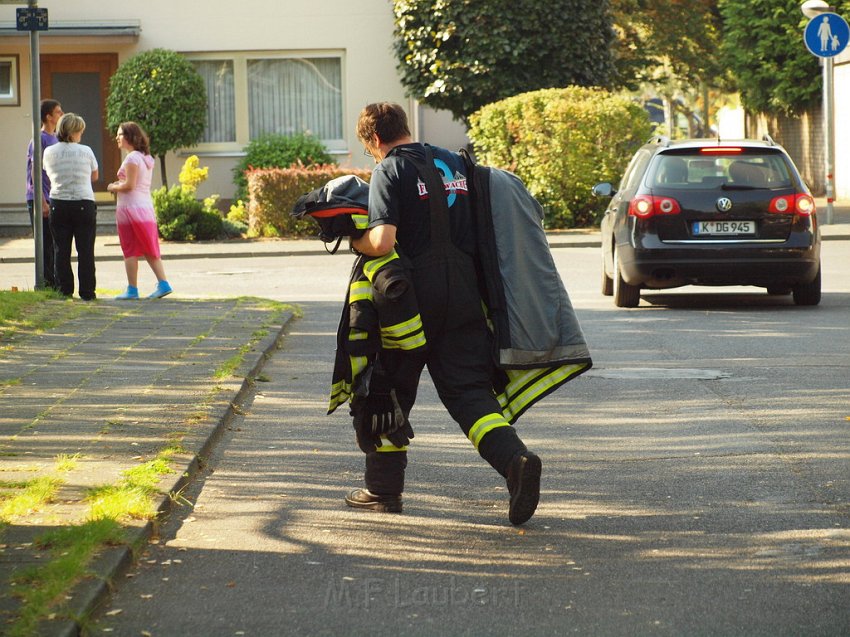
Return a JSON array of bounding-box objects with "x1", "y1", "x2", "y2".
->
[
  {"x1": 247, "y1": 166, "x2": 373, "y2": 238},
  {"x1": 468, "y1": 87, "x2": 653, "y2": 228},
  {"x1": 233, "y1": 133, "x2": 335, "y2": 201}
]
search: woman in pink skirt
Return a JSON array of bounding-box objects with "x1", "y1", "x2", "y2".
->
[{"x1": 107, "y1": 121, "x2": 172, "y2": 299}]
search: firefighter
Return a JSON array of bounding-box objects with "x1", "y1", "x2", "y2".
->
[{"x1": 347, "y1": 102, "x2": 541, "y2": 525}]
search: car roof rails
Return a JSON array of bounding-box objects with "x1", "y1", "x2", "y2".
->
[
  {"x1": 647, "y1": 135, "x2": 671, "y2": 147},
  {"x1": 762, "y1": 133, "x2": 777, "y2": 146}
]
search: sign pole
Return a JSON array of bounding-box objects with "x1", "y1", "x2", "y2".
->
[
  {"x1": 823, "y1": 55, "x2": 835, "y2": 225},
  {"x1": 803, "y1": 6, "x2": 848, "y2": 225},
  {"x1": 29, "y1": 0, "x2": 44, "y2": 287}
]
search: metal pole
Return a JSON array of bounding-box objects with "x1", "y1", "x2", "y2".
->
[
  {"x1": 29, "y1": 0, "x2": 44, "y2": 287},
  {"x1": 823, "y1": 55, "x2": 835, "y2": 225}
]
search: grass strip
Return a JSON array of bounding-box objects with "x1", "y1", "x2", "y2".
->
[
  {"x1": 0, "y1": 290, "x2": 89, "y2": 343},
  {"x1": 8, "y1": 519, "x2": 124, "y2": 637},
  {"x1": 7, "y1": 446, "x2": 179, "y2": 635}
]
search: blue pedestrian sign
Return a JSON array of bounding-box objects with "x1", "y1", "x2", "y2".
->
[{"x1": 804, "y1": 13, "x2": 849, "y2": 58}]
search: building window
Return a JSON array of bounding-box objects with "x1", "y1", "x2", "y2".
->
[
  {"x1": 193, "y1": 60, "x2": 236, "y2": 143},
  {"x1": 247, "y1": 58, "x2": 342, "y2": 141},
  {"x1": 189, "y1": 54, "x2": 344, "y2": 151},
  {"x1": 0, "y1": 55, "x2": 20, "y2": 107}
]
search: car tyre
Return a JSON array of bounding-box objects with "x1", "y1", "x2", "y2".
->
[
  {"x1": 601, "y1": 249, "x2": 614, "y2": 296},
  {"x1": 613, "y1": 244, "x2": 640, "y2": 308},
  {"x1": 792, "y1": 265, "x2": 821, "y2": 306}
]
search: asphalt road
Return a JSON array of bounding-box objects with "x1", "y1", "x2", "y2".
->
[{"x1": 11, "y1": 244, "x2": 850, "y2": 636}]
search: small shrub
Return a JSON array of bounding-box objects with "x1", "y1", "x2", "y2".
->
[
  {"x1": 153, "y1": 156, "x2": 224, "y2": 240},
  {"x1": 153, "y1": 186, "x2": 204, "y2": 240},
  {"x1": 227, "y1": 200, "x2": 247, "y2": 224},
  {"x1": 222, "y1": 218, "x2": 248, "y2": 238},
  {"x1": 233, "y1": 132, "x2": 336, "y2": 201},
  {"x1": 178, "y1": 155, "x2": 209, "y2": 190},
  {"x1": 468, "y1": 86, "x2": 653, "y2": 228}
]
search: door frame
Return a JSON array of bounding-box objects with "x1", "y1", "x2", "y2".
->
[{"x1": 40, "y1": 53, "x2": 119, "y2": 193}]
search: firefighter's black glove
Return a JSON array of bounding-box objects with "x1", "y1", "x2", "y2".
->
[
  {"x1": 350, "y1": 389, "x2": 410, "y2": 453},
  {"x1": 385, "y1": 419, "x2": 414, "y2": 449}
]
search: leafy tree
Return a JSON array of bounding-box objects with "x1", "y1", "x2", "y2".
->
[
  {"x1": 719, "y1": 0, "x2": 850, "y2": 116},
  {"x1": 392, "y1": 0, "x2": 617, "y2": 123},
  {"x1": 609, "y1": 1, "x2": 727, "y2": 135},
  {"x1": 106, "y1": 49, "x2": 207, "y2": 186}
]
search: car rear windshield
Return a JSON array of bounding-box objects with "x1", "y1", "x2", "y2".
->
[{"x1": 649, "y1": 150, "x2": 793, "y2": 190}]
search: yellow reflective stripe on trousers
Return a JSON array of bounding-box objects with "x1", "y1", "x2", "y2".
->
[
  {"x1": 499, "y1": 363, "x2": 588, "y2": 423},
  {"x1": 362, "y1": 250, "x2": 399, "y2": 282},
  {"x1": 376, "y1": 436, "x2": 408, "y2": 452},
  {"x1": 349, "y1": 280, "x2": 372, "y2": 304},
  {"x1": 467, "y1": 413, "x2": 510, "y2": 449}
]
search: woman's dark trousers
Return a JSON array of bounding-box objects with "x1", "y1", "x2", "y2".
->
[{"x1": 50, "y1": 199, "x2": 97, "y2": 300}]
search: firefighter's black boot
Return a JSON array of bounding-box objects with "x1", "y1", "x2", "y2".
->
[
  {"x1": 506, "y1": 451, "x2": 542, "y2": 525},
  {"x1": 345, "y1": 488, "x2": 403, "y2": 513}
]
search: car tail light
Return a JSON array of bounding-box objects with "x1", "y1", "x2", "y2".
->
[
  {"x1": 769, "y1": 194, "x2": 815, "y2": 215},
  {"x1": 700, "y1": 147, "x2": 743, "y2": 154},
  {"x1": 629, "y1": 195, "x2": 681, "y2": 218}
]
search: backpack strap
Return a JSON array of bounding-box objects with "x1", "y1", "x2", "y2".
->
[{"x1": 408, "y1": 144, "x2": 452, "y2": 254}]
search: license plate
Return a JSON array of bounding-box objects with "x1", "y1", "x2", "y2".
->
[{"x1": 693, "y1": 220, "x2": 755, "y2": 236}]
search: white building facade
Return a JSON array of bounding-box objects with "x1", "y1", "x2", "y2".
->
[{"x1": 0, "y1": 0, "x2": 466, "y2": 205}]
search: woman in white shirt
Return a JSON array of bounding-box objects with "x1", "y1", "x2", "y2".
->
[{"x1": 43, "y1": 113, "x2": 99, "y2": 300}]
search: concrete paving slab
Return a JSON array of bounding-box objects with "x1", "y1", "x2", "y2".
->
[{"x1": 0, "y1": 296, "x2": 293, "y2": 635}]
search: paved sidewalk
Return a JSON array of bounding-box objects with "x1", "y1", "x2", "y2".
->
[{"x1": 0, "y1": 297, "x2": 294, "y2": 636}]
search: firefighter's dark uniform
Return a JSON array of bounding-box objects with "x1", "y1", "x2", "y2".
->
[{"x1": 361, "y1": 143, "x2": 532, "y2": 495}]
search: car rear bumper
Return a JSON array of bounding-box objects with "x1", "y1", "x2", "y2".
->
[{"x1": 619, "y1": 238, "x2": 821, "y2": 289}]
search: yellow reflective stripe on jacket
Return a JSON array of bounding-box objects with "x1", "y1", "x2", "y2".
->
[
  {"x1": 329, "y1": 379, "x2": 351, "y2": 413},
  {"x1": 328, "y1": 355, "x2": 370, "y2": 412},
  {"x1": 376, "y1": 436, "x2": 408, "y2": 452},
  {"x1": 352, "y1": 214, "x2": 369, "y2": 230},
  {"x1": 467, "y1": 413, "x2": 510, "y2": 449},
  {"x1": 380, "y1": 314, "x2": 426, "y2": 350},
  {"x1": 499, "y1": 363, "x2": 589, "y2": 423},
  {"x1": 349, "y1": 280, "x2": 372, "y2": 304},
  {"x1": 349, "y1": 329, "x2": 369, "y2": 341},
  {"x1": 362, "y1": 250, "x2": 399, "y2": 282},
  {"x1": 350, "y1": 355, "x2": 368, "y2": 379}
]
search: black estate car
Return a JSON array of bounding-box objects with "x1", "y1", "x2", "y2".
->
[{"x1": 593, "y1": 136, "x2": 821, "y2": 307}]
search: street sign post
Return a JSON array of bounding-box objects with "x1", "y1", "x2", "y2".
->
[
  {"x1": 804, "y1": 12, "x2": 849, "y2": 57},
  {"x1": 14, "y1": 1, "x2": 48, "y2": 287},
  {"x1": 803, "y1": 11, "x2": 848, "y2": 225}
]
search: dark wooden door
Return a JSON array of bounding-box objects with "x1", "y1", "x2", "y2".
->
[{"x1": 40, "y1": 54, "x2": 119, "y2": 193}]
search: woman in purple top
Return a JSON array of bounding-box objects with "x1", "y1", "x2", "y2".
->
[{"x1": 25, "y1": 99, "x2": 63, "y2": 289}]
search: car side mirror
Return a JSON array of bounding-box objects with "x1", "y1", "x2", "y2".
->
[{"x1": 592, "y1": 182, "x2": 615, "y2": 197}]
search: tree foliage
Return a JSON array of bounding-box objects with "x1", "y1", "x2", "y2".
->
[
  {"x1": 609, "y1": 0, "x2": 725, "y2": 89},
  {"x1": 106, "y1": 49, "x2": 207, "y2": 186},
  {"x1": 392, "y1": 0, "x2": 617, "y2": 123},
  {"x1": 719, "y1": 0, "x2": 850, "y2": 116}
]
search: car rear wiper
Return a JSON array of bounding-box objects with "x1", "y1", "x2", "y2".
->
[{"x1": 721, "y1": 183, "x2": 762, "y2": 190}]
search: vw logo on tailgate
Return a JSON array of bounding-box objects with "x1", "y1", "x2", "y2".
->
[{"x1": 716, "y1": 197, "x2": 733, "y2": 212}]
